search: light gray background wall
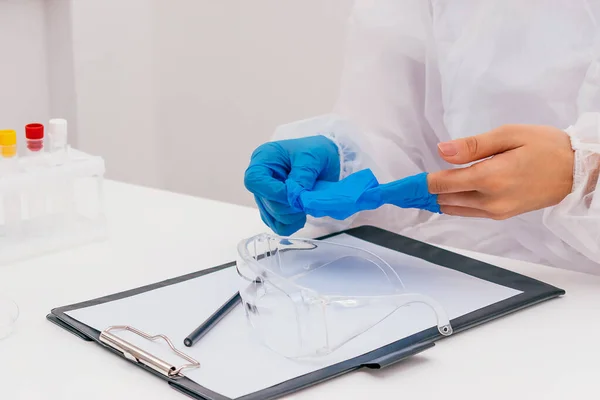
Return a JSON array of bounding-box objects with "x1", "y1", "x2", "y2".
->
[
  {"x1": 0, "y1": 0, "x2": 352, "y2": 207},
  {"x1": 0, "y1": 0, "x2": 50, "y2": 151}
]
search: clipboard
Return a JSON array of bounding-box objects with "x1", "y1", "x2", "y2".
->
[{"x1": 46, "y1": 225, "x2": 566, "y2": 400}]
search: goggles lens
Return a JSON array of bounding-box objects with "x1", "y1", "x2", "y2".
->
[{"x1": 236, "y1": 234, "x2": 452, "y2": 359}]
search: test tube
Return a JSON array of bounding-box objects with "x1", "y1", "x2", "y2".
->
[
  {"x1": 25, "y1": 123, "x2": 44, "y2": 155},
  {"x1": 47, "y1": 119, "x2": 74, "y2": 219},
  {"x1": 0, "y1": 129, "x2": 17, "y2": 165},
  {"x1": 24, "y1": 123, "x2": 47, "y2": 219},
  {"x1": 48, "y1": 119, "x2": 68, "y2": 163},
  {"x1": 0, "y1": 130, "x2": 22, "y2": 235}
]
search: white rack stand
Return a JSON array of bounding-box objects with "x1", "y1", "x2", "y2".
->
[{"x1": 0, "y1": 148, "x2": 106, "y2": 265}]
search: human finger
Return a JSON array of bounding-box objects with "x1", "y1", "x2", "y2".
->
[
  {"x1": 255, "y1": 196, "x2": 277, "y2": 231},
  {"x1": 274, "y1": 218, "x2": 306, "y2": 237},
  {"x1": 255, "y1": 196, "x2": 306, "y2": 236},
  {"x1": 427, "y1": 167, "x2": 481, "y2": 194},
  {"x1": 244, "y1": 164, "x2": 288, "y2": 203},
  {"x1": 437, "y1": 126, "x2": 526, "y2": 165},
  {"x1": 439, "y1": 205, "x2": 492, "y2": 219},
  {"x1": 436, "y1": 191, "x2": 488, "y2": 209},
  {"x1": 287, "y1": 152, "x2": 324, "y2": 190},
  {"x1": 248, "y1": 142, "x2": 290, "y2": 178},
  {"x1": 260, "y1": 198, "x2": 307, "y2": 226}
]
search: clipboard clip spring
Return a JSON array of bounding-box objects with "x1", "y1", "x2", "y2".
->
[{"x1": 99, "y1": 325, "x2": 200, "y2": 378}]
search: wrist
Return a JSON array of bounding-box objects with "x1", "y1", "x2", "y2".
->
[
  {"x1": 319, "y1": 133, "x2": 348, "y2": 181},
  {"x1": 320, "y1": 128, "x2": 364, "y2": 180},
  {"x1": 271, "y1": 114, "x2": 365, "y2": 180}
]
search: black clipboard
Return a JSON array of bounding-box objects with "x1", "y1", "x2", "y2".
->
[{"x1": 46, "y1": 225, "x2": 565, "y2": 400}]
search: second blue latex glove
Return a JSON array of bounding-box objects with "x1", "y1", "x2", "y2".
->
[{"x1": 286, "y1": 169, "x2": 440, "y2": 220}]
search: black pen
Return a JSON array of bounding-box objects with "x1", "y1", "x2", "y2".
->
[{"x1": 184, "y1": 291, "x2": 242, "y2": 347}]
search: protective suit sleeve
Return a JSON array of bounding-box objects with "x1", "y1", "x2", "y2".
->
[
  {"x1": 272, "y1": 0, "x2": 446, "y2": 234},
  {"x1": 544, "y1": 112, "x2": 600, "y2": 264}
]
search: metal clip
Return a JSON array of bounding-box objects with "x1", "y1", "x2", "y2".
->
[{"x1": 99, "y1": 325, "x2": 200, "y2": 378}]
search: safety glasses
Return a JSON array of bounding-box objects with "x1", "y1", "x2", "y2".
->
[{"x1": 236, "y1": 233, "x2": 453, "y2": 359}]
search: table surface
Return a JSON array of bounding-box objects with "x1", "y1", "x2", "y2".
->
[{"x1": 1, "y1": 180, "x2": 598, "y2": 400}]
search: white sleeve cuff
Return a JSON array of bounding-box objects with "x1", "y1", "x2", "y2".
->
[
  {"x1": 272, "y1": 113, "x2": 366, "y2": 180},
  {"x1": 564, "y1": 112, "x2": 600, "y2": 193},
  {"x1": 544, "y1": 112, "x2": 600, "y2": 265}
]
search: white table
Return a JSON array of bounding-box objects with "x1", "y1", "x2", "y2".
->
[{"x1": 1, "y1": 180, "x2": 598, "y2": 400}]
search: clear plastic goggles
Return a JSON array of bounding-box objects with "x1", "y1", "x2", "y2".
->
[{"x1": 236, "y1": 233, "x2": 453, "y2": 359}]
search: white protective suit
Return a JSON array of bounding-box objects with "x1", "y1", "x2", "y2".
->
[{"x1": 273, "y1": 0, "x2": 600, "y2": 274}]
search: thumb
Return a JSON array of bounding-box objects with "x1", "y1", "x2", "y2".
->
[
  {"x1": 437, "y1": 126, "x2": 525, "y2": 164},
  {"x1": 287, "y1": 152, "x2": 322, "y2": 190}
]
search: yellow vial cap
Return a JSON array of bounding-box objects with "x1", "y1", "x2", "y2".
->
[
  {"x1": 0, "y1": 130, "x2": 16, "y2": 145},
  {"x1": 0, "y1": 130, "x2": 17, "y2": 157}
]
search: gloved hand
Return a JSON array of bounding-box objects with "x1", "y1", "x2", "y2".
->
[{"x1": 244, "y1": 135, "x2": 340, "y2": 235}]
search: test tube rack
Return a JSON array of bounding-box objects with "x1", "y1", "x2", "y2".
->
[{"x1": 0, "y1": 147, "x2": 106, "y2": 265}]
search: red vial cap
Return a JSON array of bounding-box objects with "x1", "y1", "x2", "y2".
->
[{"x1": 25, "y1": 123, "x2": 44, "y2": 140}]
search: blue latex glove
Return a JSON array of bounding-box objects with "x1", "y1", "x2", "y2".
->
[
  {"x1": 286, "y1": 169, "x2": 440, "y2": 220},
  {"x1": 244, "y1": 135, "x2": 340, "y2": 235}
]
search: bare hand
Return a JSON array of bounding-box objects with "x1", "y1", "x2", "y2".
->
[{"x1": 427, "y1": 125, "x2": 575, "y2": 220}]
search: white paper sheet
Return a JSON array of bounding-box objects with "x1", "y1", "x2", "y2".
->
[{"x1": 66, "y1": 234, "x2": 522, "y2": 398}]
